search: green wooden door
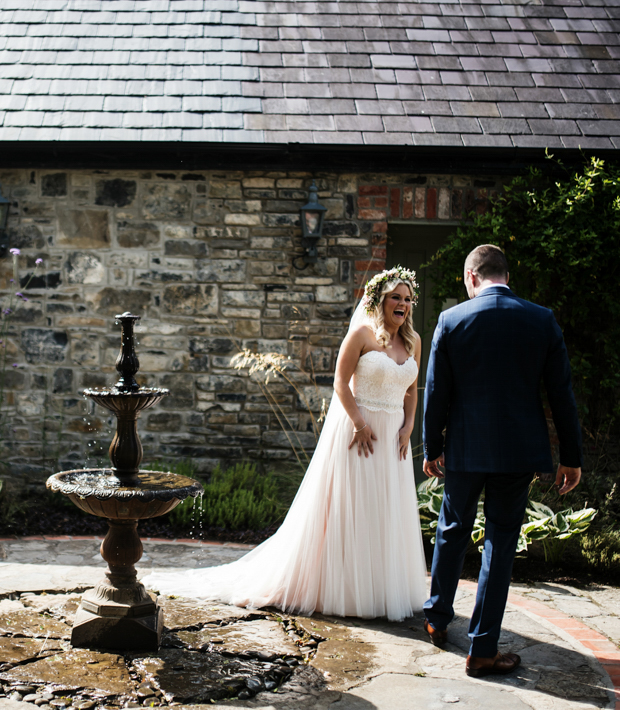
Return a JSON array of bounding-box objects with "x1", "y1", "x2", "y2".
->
[{"x1": 387, "y1": 224, "x2": 458, "y2": 480}]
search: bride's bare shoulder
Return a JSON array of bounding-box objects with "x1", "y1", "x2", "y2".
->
[
  {"x1": 341, "y1": 325, "x2": 376, "y2": 358},
  {"x1": 347, "y1": 324, "x2": 375, "y2": 345}
]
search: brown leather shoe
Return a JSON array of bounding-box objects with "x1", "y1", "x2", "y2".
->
[
  {"x1": 466, "y1": 651, "x2": 521, "y2": 678},
  {"x1": 424, "y1": 619, "x2": 448, "y2": 648}
]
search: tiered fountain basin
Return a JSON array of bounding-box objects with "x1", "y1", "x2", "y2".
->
[
  {"x1": 46, "y1": 312, "x2": 202, "y2": 652},
  {"x1": 47, "y1": 468, "x2": 202, "y2": 520}
]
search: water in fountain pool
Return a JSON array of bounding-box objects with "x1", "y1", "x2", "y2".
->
[{"x1": 57, "y1": 469, "x2": 201, "y2": 494}]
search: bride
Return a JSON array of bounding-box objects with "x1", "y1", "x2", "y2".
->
[{"x1": 143, "y1": 266, "x2": 427, "y2": 621}]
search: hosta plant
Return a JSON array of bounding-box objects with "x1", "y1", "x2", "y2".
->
[{"x1": 416, "y1": 477, "x2": 596, "y2": 564}]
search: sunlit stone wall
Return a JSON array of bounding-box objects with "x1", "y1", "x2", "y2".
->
[{"x1": 0, "y1": 168, "x2": 499, "y2": 486}]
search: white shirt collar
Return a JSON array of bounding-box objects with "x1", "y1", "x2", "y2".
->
[{"x1": 479, "y1": 282, "x2": 510, "y2": 292}]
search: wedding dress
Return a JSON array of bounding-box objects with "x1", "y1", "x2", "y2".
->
[{"x1": 142, "y1": 349, "x2": 427, "y2": 622}]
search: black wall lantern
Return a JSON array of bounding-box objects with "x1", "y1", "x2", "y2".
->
[
  {"x1": 294, "y1": 180, "x2": 327, "y2": 270},
  {"x1": 0, "y1": 184, "x2": 10, "y2": 259}
]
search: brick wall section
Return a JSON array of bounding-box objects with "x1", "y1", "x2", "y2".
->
[
  {"x1": 0, "y1": 168, "x2": 502, "y2": 486},
  {"x1": 354, "y1": 176, "x2": 497, "y2": 296}
]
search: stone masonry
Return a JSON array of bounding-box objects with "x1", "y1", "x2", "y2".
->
[{"x1": 0, "y1": 167, "x2": 499, "y2": 487}]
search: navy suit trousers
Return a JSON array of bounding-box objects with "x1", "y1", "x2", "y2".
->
[{"x1": 423, "y1": 469, "x2": 533, "y2": 657}]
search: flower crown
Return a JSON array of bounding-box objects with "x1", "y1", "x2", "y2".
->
[{"x1": 361, "y1": 266, "x2": 419, "y2": 315}]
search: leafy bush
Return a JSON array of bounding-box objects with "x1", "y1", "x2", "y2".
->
[
  {"x1": 426, "y1": 154, "x2": 620, "y2": 431},
  {"x1": 576, "y1": 529, "x2": 620, "y2": 578},
  {"x1": 416, "y1": 477, "x2": 596, "y2": 564},
  {"x1": 167, "y1": 461, "x2": 288, "y2": 532}
]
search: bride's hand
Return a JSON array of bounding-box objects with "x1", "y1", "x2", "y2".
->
[
  {"x1": 348, "y1": 424, "x2": 377, "y2": 458},
  {"x1": 398, "y1": 426, "x2": 413, "y2": 461}
]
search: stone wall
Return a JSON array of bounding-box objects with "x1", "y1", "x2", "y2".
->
[{"x1": 0, "y1": 167, "x2": 501, "y2": 486}]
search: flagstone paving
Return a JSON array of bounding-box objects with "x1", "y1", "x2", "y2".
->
[{"x1": 0, "y1": 537, "x2": 618, "y2": 710}]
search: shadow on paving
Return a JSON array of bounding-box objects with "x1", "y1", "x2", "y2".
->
[{"x1": 0, "y1": 594, "x2": 613, "y2": 710}]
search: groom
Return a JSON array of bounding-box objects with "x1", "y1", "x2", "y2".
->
[{"x1": 422, "y1": 244, "x2": 582, "y2": 677}]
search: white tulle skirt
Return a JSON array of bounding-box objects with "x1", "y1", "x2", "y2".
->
[{"x1": 142, "y1": 404, "x2": 427, "y2": 622}]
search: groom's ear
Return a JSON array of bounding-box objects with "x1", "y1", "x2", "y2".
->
[{"x1": 506, "y1": 272, "x2": 510, "y2": 285}]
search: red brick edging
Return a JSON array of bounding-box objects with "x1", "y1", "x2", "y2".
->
[{"x1": 460, "y1": 579, "x2": 620, "y2": 708}]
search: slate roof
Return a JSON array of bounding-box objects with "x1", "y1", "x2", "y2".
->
[{"x1": 0, "y1": 0, "x2": 619, "y2": 150}]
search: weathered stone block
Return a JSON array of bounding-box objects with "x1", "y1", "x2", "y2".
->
[
  {"x1": 57, "y1": 209, "x2": 110, "y2": 248},
  {"x1": 221, "y1": 307, "x2": 261, "y2": 319},
  {"x1": 197, "y1": 374, "x2": 246, "y2": 393},
  {"x1": 164, "y1": 224, "x2": 192, "y2": 239},
  {"x1": 299, "y1": 385, "x2": 333, "y2": 413},
  {"x1": 11, "y1": 303, "x2": 44, "y2": 323},
  {"x1": 66, "y1": 252, "x2": 105, "y2": 284},
  {"x1": 262, "y1": 430, "x2": 317, "y2": 448},
  {"x1": 160, "y1": 373, "x2": 194, "y2": 409},
  {"x1": 108, "y1": 252, "x2": 148, "y2": 268},
  {"x1": 3, "y1": 369, "x2": 25, "y2": 389},
  {"x1": 242, "y1": 339, "x2": 288, "y2": 354},
  {"x1": 192, "y1": 198, "x2": 225, "y2": 225},
  {"x1": 323, "y1": 221, "x2": 360, "y2": 237},
  {"x1": 89, "y1": 288, "x2": 152, "y2": 316},
  {"x1": 235, "y1": 319, "x2": 261, "y2": 337},
  {"x1": 262, "y1": 323, "x2": 288, "y2": 338},
  {"x1": 189, "y1": 337, "x2": 233, "y2": 354},
  {"x1": 224, "y1": 213, "x2": 261, "y2": 226},
  {"x1": 221, "y1": 289, "x2": 264, "y2": 307},
  {"x1": 95, "y1": 179, "x2": 137, "y2": 208},
  {"x1": 164, "y1": 239, "x2": 207, "y2": 257},
  {"x1": 19, "y1": 271, "x2": 61, "y2": 289},
  {"x1": 53, "y1": 367, "x2": 73, "y2": 393},
  {"x1": 82, "y1": 371, "x2": 107, "y2": 388},
  {"x1": 147, "y1": 412, "x2": 182, "y2": 432},
  {"x1": 305, "y1": 347, "x2": 333, "y2": 371},
  {"x1": 143, "y1": 184, "x2": 191, "y2": 220},
  {"x1": 317, "y1": 304, "x2": 354, "y2": 320},
  {"x1": 242, "y1": 177, "x2": 275, "y2": 188},
  {"x1": 163, "y1": 284, "x2": 218, "y2": 316},
  {"x1": 189, "y1": 355, "x2": 209, "y2": 371},
  {"x1": 71, "y1": 334, "x2": 100, "y2": 366},
  {"x1": 262, "y1": 213, "x2": 298, "y2": 227},
  {"x1": 21, "y1": 328, "x2": 68, "y2": 363},
  {"x1": 197, "y1": 259, "x2": 245, "y2": 283},
  {"x1": 209, "y1": 180, "x2": 242, "y2": 198},
  {"x1": 16, "y1": 392, "x2": 46, "y2": 417},
  {"x1": 42, "y1": 173, "x2": 67, "y2": 197},
  {"x1": 7, "y1": 225, "x2": 45, "y2": 250},
  {"x1": 315, "y1": 285, "x2": 349, "y2": 302},
  {"x1": 117, "y1": 221, "x2": 160, "y2": 248}
]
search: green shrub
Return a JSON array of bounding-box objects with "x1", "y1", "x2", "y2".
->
[
  {"x1": 416, "y1": 477, "x2": 596, "y2": 564},
  {"x1": 577, "y1": 529, "x2": 620, "y2": 578},
  {"x1": 168, "y1": 461, "x2": 289, "y2": 531}
]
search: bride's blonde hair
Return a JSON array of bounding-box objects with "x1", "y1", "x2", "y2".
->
[{"x1": 369, "y1": 279, "x2": 418, "y2": 355}]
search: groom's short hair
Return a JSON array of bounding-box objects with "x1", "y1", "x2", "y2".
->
[{"x1": 465, "y1": 244, "x2": 508, "y2": 280}]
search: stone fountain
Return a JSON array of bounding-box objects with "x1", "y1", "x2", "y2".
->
[{"x1": 46, "y1": 312, "x2": 202, "y2": 651}]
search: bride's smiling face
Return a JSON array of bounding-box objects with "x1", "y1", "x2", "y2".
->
[{"x1": 382, "y1": 283, "x2": 412, "y2": 330}]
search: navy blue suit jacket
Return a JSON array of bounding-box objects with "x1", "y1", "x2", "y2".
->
[{"x1": 423, "y1": 286, "x2": 582, "y2": 473}]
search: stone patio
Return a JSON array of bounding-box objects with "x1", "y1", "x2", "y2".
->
[{"x1": 0, "y1": 537, "x2": 619, "y2": 710}]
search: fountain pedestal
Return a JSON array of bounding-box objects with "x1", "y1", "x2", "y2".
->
[
  {"x1": 73, "y1": 519, "x2": 162, "y2": 650},
  {"x1": 47, "y1": 313, "x2": 202, "y2": 651}
]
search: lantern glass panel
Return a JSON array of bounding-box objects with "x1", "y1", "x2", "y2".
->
[{"x1": 304, "y1": 210, "x2": 320, "y2": 235}]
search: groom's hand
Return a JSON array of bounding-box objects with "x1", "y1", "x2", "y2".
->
[
  {"x1": 555, "y1": 464, "x2": 581, "y2": 494},
  {"x1": 423, "y1": 455, "x2": 445, "y2": 479}
]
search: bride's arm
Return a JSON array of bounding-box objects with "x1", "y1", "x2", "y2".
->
[
  {"x1": 399, "y1": 332, "x2": 422, "y2": 461},
  {"x1": 334, "y1": 326, "x2": 377, "y2": 457}
]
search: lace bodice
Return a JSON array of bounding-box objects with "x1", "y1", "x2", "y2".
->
[{"x1": 352, "y1": 350, "x2": 418, "y2": 414}]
